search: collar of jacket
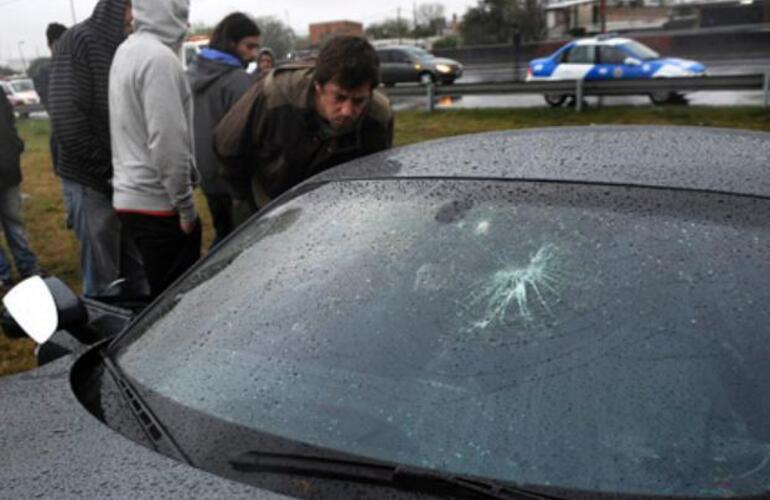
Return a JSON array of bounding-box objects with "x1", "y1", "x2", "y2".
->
[{"x1": 199, "y1": 48, "x2": 242, "y2": 68}]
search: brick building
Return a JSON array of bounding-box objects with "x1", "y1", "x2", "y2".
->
[{"x1": 309, "y1": 20, "x2": 364, "y2": 46}]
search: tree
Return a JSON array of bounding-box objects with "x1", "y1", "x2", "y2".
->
[
  {"x1": 365, "y1": 18, "x2": 412, "y2": 40},
  {"x1": 0, "y1": 65, "x2": 15, "y2": 77},
  {"x1": 461, "y1": 0, "x2": 545, "y2": 45},
  {"x1": 254, "y1": 16, "x2": 295, "y2": 61},
  {"x1": 416, "y1": 3, "x2": 446, "y2": 28},
  {"x1": 432, "y1": 35, "x2": 459, "y2": 49},
  {"x1": 26, "y1": 57, "x2": 51, "y2": 79},
  {"x1": 189, "y1": 22, "x2": 212, "y2": 37}
]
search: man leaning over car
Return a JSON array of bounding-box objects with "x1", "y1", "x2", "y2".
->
[{"x1": 213, "y1": 35, "x2": 394, "y2": 223}]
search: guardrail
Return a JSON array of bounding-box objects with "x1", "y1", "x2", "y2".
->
[{"x1": 383, "y1": 73, "x2": 770, "y2": 112}]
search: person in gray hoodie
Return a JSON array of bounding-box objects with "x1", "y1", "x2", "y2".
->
[
  {"x1": 109, "y1": 0, "x2": 200, "y2": 298},
  {"x1": 187, "y1": 12, "x2": 260, "y2": 246}
]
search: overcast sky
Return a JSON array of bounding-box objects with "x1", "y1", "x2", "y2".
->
[{"x1": 0, "y1": 0, "x2": 476, "y2": 65}]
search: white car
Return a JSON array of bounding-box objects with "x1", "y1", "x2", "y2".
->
[
  {"x1": 527, "y1": 35, "x2": 707, "y2": 106},
  {"x1": 0, "y1": 78, "x2": 43, "y2": 118}
]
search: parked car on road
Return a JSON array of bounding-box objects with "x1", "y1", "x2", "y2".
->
[
  {"x1": 2, "y1": 126, "x2": 770, "y2": 499},
  {"x1": 182, "y1": 36, "x2": 209, "y2": 70},
  {"x1": 527, "y1": 36, "x2": 707, "y2": 105},
  {"x1": 377, "y1": 45, "x2": 463, "y2": 86},
  {"x1": 0, "y1": 78, "x2": 44, "y2": 118}
]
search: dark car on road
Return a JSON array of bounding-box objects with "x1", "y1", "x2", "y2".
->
[
  {"x1": 377, "y1": 45, "x2": 463, "y2": 86},
  {"x1": 2, "y1": 126, "x2": 770, "y2": 499}
]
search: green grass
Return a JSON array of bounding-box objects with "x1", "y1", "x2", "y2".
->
[
  {"x1": 393, "y1": 106, "x2": 770, "y2": 146},
  {"x1": 1, "y1": 106, "x2": 769, "y2": 377}
]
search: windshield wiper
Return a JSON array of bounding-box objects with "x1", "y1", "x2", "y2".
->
[{"x1": 230, "y1": 450, "x2": 565, "y2": 500}]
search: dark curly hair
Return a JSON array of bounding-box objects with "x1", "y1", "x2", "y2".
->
[
  {"x1": 314, "y1": 35, "x2": 380, "y2": 90},
  {"x1": 208, "y1": 13, "x2": 260, "y2": 59}
]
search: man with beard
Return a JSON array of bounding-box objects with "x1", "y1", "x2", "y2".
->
[
  {"x1": 187, "y1": 12, "x2": 260, "y2": 245},
  {"x1": 213, "y1": 35, "x2": 393, "y2": 217}
]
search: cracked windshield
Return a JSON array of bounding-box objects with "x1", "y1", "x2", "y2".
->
[{"x1": 118, "y1": 179, "x2": 770, "y2": 496}]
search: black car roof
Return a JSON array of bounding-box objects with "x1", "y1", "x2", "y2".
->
[{"x1": 314, "y1": 126, "x2": 770, "y2": 199}]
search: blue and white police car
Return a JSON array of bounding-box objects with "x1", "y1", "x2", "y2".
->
[{"x1": 527, "y1": 36, "x2": 707, "y2": 106}]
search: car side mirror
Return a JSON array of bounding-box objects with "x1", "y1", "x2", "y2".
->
[
  {"x1": 2, "y1": 276, "x2": 88, "y2": 344},
  {"x1": 624, "y1": 57, "x2": 642, "y2": 66}
]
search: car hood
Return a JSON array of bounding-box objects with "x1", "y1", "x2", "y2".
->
[
  {"x1": 429, "y1": 57, "x2": 461, "y2": 66},
  {"x1": 0, "y1": 356, "x2": 292, "y2": 499},
  {"x1": 13, "y1": 90, "x2": 39, "y2": 100},
  {"x1": 656, "y1": 57, "x2": 707, "y2": 73},
  {"x1": 529, "y1": 56, "x2": 551, "y2": 67}
]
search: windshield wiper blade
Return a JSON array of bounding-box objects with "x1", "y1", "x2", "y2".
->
[{"x1": 230, "y1": 450, "x2": 565, "y2": 500}]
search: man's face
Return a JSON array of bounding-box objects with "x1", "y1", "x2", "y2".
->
[
  {"x1": 258, "y1": 54, "x2": 273, "y2": 71},
  {"x1": 234, "y1": 36, "x2": 261, "y2": 64},
  {"x1": 313, "y1": 80, "x2": 372, "y2": 130}
]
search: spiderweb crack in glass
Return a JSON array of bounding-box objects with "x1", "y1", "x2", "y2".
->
[{"x1": 470, "y1": 244, "x2": 564, "y2": 328}]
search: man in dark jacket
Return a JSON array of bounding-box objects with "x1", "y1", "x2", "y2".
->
[
  {"x1": 48, "y1": 0, "x2": 148, "y2": 299},
  {"x1": 214, "y1": 35, "x2": 393, "y2": 214},
  {"x1": 0, "y1": 92, "x2": 40, "y2": 287},
  {"x1": 187, "y1": 12, "x2": 260, "y2": 246}
]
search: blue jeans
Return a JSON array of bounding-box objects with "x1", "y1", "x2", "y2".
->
[
  {"x1": 61, "y1": 179, "x2": 149, "y2": 298},
  {"x1": 0, "y1": 184, "x2": 39, "y2": 281}
]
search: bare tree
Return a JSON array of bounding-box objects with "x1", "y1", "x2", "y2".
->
[
  {"x1": 416, "y1": 2, "x2": 446, "y2": 26},
  {"x1": 254, "y1": 16, "x2": 296, "y2": 61}
]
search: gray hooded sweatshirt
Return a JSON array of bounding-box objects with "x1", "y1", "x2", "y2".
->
[{"x1": 109, "y1": 0, "x2": 197, "y2": 223}]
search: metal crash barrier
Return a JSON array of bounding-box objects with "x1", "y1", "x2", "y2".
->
[{"x1": 383, "y1": 72, "x2": 770, "y2": 112}]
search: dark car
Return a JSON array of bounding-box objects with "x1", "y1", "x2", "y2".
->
[
  {"x1": 3, "y1": 126, "x2": 770, "y2": 499},
  {"x1": 377, "y1": 45, "x2": 463, "y2": 86}
]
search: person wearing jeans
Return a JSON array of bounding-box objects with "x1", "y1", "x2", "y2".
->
[
  {"x1": 61, "y1": 178, "x2": 147, "y2": 297},
  {"x1": 0, "y1": 186, "x2": 40, "y2": 285},
  {"x1": 0, "y1": 90, "x2": 40, "y2": 287},
  {"x1": 48, "y1": 0, "x2": 147, "y2": 298}
]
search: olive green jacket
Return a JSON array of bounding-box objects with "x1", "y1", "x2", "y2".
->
[{"x1": 213, "y1": 66, "x2": 394, "y2": 207}]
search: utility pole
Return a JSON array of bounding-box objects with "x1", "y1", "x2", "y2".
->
[
  {"x1": 17, "y1": 41, "x2": 27, "y2": 74},
  {"x1": 397, "y1": 6, "x2": 402, "y2": 44},
  {"x1": 600, "y1": 0, "x2": 607, "y2": 33},
  {"x1": 69, "y1": 0, "x2": 77, "y2": 24}
]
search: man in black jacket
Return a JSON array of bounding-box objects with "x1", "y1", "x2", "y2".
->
[
  {"x1": 187, "y1": 12, "x2": 260, "y2": 246},
  {"x1": 48, "y1": 0, "x2": 148, "y2": 299},
  {"x1": 0, "y1": 92, "x2": 40, "y2": 288}
]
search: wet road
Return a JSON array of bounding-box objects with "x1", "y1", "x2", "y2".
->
[{"x1": 390, "y1": 57, "x2": 770, "y2": 111}]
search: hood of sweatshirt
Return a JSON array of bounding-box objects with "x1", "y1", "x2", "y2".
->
[
  {"x1": 187, "y1": 50, "x2": 242, "y2": 94},
  {"x1": 132, "y1": 0, "x2": 190, "y2": 49},
  {"x1": 86, "y1": 0, "x2": 130, "y2": 52}
]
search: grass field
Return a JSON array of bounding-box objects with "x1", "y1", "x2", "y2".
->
[{"x1": 1, "y1": 106, "x2": 768, "y2": 377}]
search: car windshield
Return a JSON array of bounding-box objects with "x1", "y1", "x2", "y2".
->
[
  {"x1": 113, "y1": 179, "x2": 770, "y2": 498},
  {"x1": 620, "y1": 40, "x2": 660, "y2": 60},
  {"x1": 10, "y1": 79, "x2": 34, "y2": 92},
  {"x1": 405, "y1": 46, "x2": 433, "y2": 59}
]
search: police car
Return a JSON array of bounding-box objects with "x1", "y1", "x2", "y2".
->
[{"x1": 527, "y1": 35, "x2": 707, "y2": 106}]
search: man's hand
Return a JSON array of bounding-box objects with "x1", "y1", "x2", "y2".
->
[{"x1": 180, "y1": 217, "x2": 198, "y2": 235}]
